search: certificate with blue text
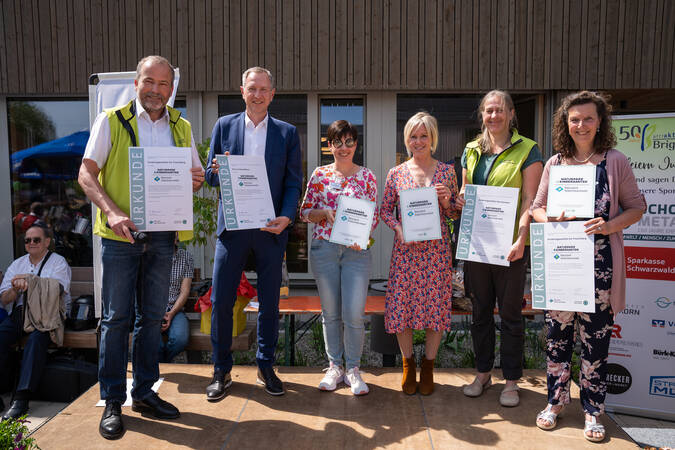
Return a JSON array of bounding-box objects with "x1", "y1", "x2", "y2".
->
[
  {"x1": 530, "y1": 221, "x2": 595, "y2": 312},
  {"x1": 329, "y1": 195, "x2": 376, "y2": 249},
  {"x1": 455, "y1": 184, "x2": 519, "y2": 266},
  {"x1": 399, "y1": 187, "x2": 442, "y2": 242},
  {"x1": 216, "y1": 155, "x2": 276, "y2": 230},
  {"x1": 128, "y1": 146, "x2": 193, "y2": 231},
  {"x1": 547, "y1": 165, "x2": 596, "y2": 218}
]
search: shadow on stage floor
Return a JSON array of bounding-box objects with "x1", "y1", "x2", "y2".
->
[{"x1": 32, "y1": 365, "x2": 634, "y2": 449}]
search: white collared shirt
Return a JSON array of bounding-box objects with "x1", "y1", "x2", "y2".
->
[
  {"x1": 243, "y1": 113, "x2": 269, "y2": 158},
  {"x1": 83, "y1": 99, "x2": 202, "y2": 170},
  {"x1": 0, "y1": 252, "x2": 72, "y2": 313}
]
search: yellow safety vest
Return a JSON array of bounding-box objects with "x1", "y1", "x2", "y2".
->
[{"x1": 93, "y1": 100, "x2": 194, "y2": 242}]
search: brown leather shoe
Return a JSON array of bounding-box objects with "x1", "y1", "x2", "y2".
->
[
  {"x1": 402, "y1": 356, "x2": 417, "y2": 395},
  {"x1": 419, "y1": 357, "x2": 435, "y2": 395}
]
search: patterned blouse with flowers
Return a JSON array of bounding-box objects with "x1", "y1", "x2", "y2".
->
[{"x1": 300, "y1": 164, "x2": 379, "y2": 242}]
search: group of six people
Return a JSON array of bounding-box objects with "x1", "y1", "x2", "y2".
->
[{"x1": 1, "y1": 55, "x2": 645, "y2": 444}]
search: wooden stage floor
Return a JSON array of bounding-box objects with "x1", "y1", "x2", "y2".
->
[{"x1": 32, "y1": 365, "x2": 635, "y2": 449}]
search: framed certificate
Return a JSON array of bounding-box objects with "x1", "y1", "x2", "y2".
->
[
  {"x1": 455, "y1": 184, "x2": 519, "y2": 266},
  {"x1": 329, "y1": 195, "x2": 376, "y2": 249},
  {"x1": 399, "y1": 187, "x2": 442, "y2": 242},
  {"x1": 530, "y1": 221, "x2": 595, "y2": 312},
  {"x1": 547, "y1": 165, "x2": 596, "y2": 218},
  {"x1": 216, "y1": 155, "x2": 276, "y2": 230},
  {"x1": 128, "y1": 146, "x2": 193, "y2": 231}
]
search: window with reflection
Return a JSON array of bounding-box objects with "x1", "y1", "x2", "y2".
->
[
  {"x1": 396, "y1": 94, "x2": 538, "y2": 185},
  {"x1": 320, "y1": 98, "x2": 364, "y2": 166},
  {"x1": 6, "y1": 98, "x2": 187, "y2": 268},
  {"x1": 218, "y1": 94, "x2": 308, "y2": 273},
  {"x1": 8, "y1": 99, "x2": 91, "y2": 266}
]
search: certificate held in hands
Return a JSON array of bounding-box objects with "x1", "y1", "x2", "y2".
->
[
  {"x1": 530, "y1": 221, "x2": 595, "y2": 312},
  {"x1": 547, "y1": 165, "x2": 596, "y2": 218},
  {"x1": 399, "y1": 187, "x2": 442, "y2": 242},
  {"x1": 216, "y1": 155, "x2": 276, "y2": 230},
  {"x1": 129, "y1": 146, "x2": 193, "y2": 231},
  {"x1": 455, "y1": 184, "x2": 519, "y2": 266},
  {"x1": 329, "y1": 196, "x2": 376, "y2": 249}
]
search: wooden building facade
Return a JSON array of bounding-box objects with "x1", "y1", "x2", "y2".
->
[{"x1": 1, "y1": 0, "x2": 674, "y2": 277}]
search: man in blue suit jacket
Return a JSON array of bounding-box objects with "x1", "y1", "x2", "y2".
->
[{"x1": 204, "y1": 67, "x2": 302, "y2": 398}]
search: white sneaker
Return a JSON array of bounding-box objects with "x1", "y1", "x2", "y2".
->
[
  {"x1": 318, "y1": 363, "x2": 344, "y2": 391},
  {"x1": 344, "y1": 367, "x2": 369, "y2": 396}
]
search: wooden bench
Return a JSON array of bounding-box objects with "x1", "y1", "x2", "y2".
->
[
  {"x1": 245, "y1": 294, "x2": 543, "y2": 365},
  {"x1": 58, "y1": 267, "x2": 255, "y2": 352}
]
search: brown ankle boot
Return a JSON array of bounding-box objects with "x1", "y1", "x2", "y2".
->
[
  {"x1": 402, "y1": 356, "x2": 417, "y2": 395},
  {"x1": 419, "y1": 357, "x2": 435, "y2": 395}
]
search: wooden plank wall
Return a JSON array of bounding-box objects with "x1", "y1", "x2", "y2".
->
[{"x1": 0, "y1": 0, "x2": 673, "y2": 94}]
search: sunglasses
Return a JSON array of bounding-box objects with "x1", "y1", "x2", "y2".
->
[
  {"x1": 24, "y1": 237, "x2": 42, "y2": 244},
  {"x1": 331, "y1": 138, "x2": 357, "y2": 149}
]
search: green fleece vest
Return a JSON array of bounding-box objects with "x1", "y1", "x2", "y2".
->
[
  {"x1": 464, "y1": 129, "x2": 537, "y2": 243},
  {"x1": 93, "y1": 100, "x2": 194, "y2": 242}
]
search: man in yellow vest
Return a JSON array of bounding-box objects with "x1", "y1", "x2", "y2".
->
[{"x1": 78, "y1": 55, "x2": 204, "y2": 440}]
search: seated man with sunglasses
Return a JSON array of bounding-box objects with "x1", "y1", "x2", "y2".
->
[{"x1": 0, "y1": 224, "x2": 71, "y2": 421}]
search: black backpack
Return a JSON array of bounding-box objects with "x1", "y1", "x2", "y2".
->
[{"x1": 67, "y1": 295, "x2": 97, "y2": 331}]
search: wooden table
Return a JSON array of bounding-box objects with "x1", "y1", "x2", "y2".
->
[{"x1": 245, "y1": 295, "x2": 542, "y2": 366}]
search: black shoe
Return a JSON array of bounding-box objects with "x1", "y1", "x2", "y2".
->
[
  {"x1": 256, "y1": 366, "x2": 285, "y2": 396},
  {"x1": 99, "y1": 401, "x2": 123, "y2": 440},
  {"x1": 131, "y1": 392, "x2": 180, "y2": 419},
  {"x1": 2, "y1": 399, "x2": 29, "y2": 421},
  {"x1": 206, "y1": 369, "x2": 232, "y2": 402}
]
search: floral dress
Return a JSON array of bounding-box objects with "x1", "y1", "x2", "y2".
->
[
  {"x1": 300, "y1": 165, "x2": 379, "y2": 241},
  {"x1": 380, "y1": 161, "x2": 459, "y2": 333},
  {"x1": 545, "y1": 155, "x2": 614, "y2": 416}
]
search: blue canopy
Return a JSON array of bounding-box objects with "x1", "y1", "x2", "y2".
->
[{"x1": 11, "y1": 131, "x2": 89, "y2": 179}]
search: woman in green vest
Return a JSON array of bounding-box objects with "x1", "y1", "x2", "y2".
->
[{"x1": 457, "y1": 90, "x2": 543, "y2": 407}]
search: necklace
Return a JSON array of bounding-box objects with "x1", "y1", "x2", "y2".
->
[{"x1": 572, "y1": 151, "x2": 594, "y2": 164}]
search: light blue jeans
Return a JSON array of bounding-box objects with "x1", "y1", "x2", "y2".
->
[{"x1": 310, "y1": 239, "x2": 371, "y2": 369}]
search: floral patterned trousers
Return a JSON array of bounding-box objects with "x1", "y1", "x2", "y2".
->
[{"x1": 545, "y1": 304, "x2": 614, "y2": 415}]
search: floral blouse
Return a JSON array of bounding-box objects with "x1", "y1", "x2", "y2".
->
[{"x1": 300, "y1": 164, "x2": 379, "y2": 242}]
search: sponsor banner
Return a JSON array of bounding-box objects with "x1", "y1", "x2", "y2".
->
[
  {"x1": 606, "y1": 278, "x2": 675, "y2": 420},
  {"x1": 613, "y1": 114, "x2": 675, "y2": 243},
  {"x1": 605, "y1": 114, "x2": 675, "y2": 420},
  {"x1": 625, "y1": 246, "x2": 675, "y2": 281}
]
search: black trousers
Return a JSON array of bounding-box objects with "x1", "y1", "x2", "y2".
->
[
  {"x1": 465, "y1": 247, "x2": 528, "y2": 380},
  {"x1": 0, "y1": 306, "x2": 51, "y2": 393}
]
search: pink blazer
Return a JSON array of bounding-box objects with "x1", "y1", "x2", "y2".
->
[{"x1": 532, "y1": 149, "x2": 647, "y2": 313}]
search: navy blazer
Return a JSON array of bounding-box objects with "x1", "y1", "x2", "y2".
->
[{"x1": 205, "y1": 112, "x2": 303, "y2": 237}]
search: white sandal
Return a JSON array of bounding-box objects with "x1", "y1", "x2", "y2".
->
[
  {"x1": 536, "y1": 404, "x2": 562, "y2": 430},
  {"x1": 584, "y1": 415, "x2": 606, "y2": 442}
]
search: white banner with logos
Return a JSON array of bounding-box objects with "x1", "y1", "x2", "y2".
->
[{"x1": 605, "y1": 113, "x2": 675, "y2": 421}]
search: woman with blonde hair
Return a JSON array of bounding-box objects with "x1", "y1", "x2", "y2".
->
[
  {"x1": 457, "y1": 90, "x2": 543, "y2": 407},
  {"x1": 381, "y1": 112, "x2": 459, "y2": 395}
]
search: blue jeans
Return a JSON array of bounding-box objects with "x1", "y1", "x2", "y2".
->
[
  {"x1": 159, "y1": 311, "x2": 189, "y2": 363},
  {"x1": 310, "y1": 239, "x2": 371, "y2": 369},
  {"x1": 99, "y1": 233, "x2": 174, "y2": 403}
]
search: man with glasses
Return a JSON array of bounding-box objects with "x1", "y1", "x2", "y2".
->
[
  {"x1": 0, "y1": 224, "x2": 71, "y2": 420},
  {"x1": 204, "y1": 67, "x2": 302, "y2": 399}
]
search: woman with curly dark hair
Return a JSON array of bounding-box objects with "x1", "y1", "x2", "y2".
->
[{"x1": 531, "y1": 91, "x2": 646, "y2": 442}]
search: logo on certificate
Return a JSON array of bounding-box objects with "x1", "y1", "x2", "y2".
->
[
  {"x1": 341, "y1": 216, "x2": 347, "y2": 221},
  {"x1": 154, "y1": 176, "x2": 160, "y2": 182},
  {"x1": 555, "y1": 186, "x2": 564, "y2": 192},
  {"x1": 554, "y1": 254, "x2": 560, "y2": 260},
  {"x1": 407, "y1": 211, "x2": 414, "y2": 216}
]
